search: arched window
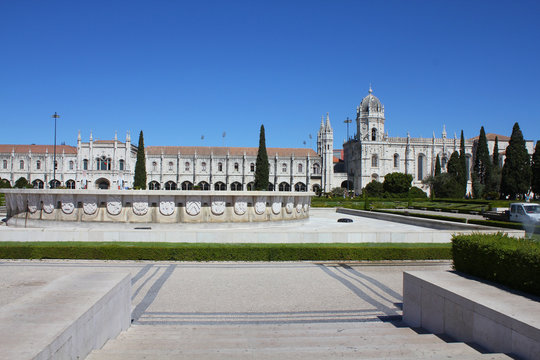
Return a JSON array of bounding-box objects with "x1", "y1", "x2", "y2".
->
[
  {"x1": 247, "y1": 182, "x2": 255, "y2": 191},
  {"x1": 165, "y1": 181, "x2": 177, "y2": 190},
  {"x1": 214, "y1": 182, "x2": 226, "y2": 191},
  {"x1": 393, "y1": 154, "x2": 399, "y2": 168},
  {"x1": 119, "y1": 159, "x2": 125, "y2": 171},
  {"x1": 148, "y1": 181, "x2": 160, "y2": 190},
  {"x1": 231, "y1": 182, "x2": 242, "y2": 191},
  {"x1": 168, "y1": 161, "x2": 174, "y2": 171},
  {"x1": 312, "y1": 184, "x2": 321, "y2": 194},
  {"x1": 218, "y1": 162, "x2": 223, "y2": 172},
  {"x1": 3, "y1": 160, "x2": 7, "y2": 169},
  {"x1": 32, "y1": 179, "x2": 44, "y2": 189},
  {"x1": 49, "y1": 179, "x2": 61, "y2": 189},
  {"x1": 185, "y1": 162, "x2": 190, "y2": 172},
  {"x1": 294, "y1": 182, "x2": 306, "y2": 192},
  {"x1": 371, "y1": 154, "x2": 378, "y2": 167},
  {"x1": 152, "y1": 161, "x2": 158, "y2": 172},
  {"x1": 19, "y1": 160, "x2": 24, "y2": 169},
  {"x1": 69, "y1": 160, "x2": 74, "y2": 170},
  {"x1": 181, "y1": 181, "x2": 193, "y2": 190},
  {"x1": 418, "y1": 154, "x2": 425, "y2": 180},
  {"x1": 282, "y1": 163, "x2": 287, "y2": 173},
  {"x1": 371, "y1": 128, "x2": 377, "y2": 141},
  {"x1": 441, "y1": 156, "x2": 447, "y2": 170},
  {"x1": 198, "y1": 181, "x2": 210, "y2": 190},
  {"x1": 278, "y1": 182, "x2": 290, "y2": 191},
  {"x1": 83, "y1": 159, "x2": 88, "y2": 170},
  {"x1": 96, "y1": 156, "x2": 111, "y2": 170},
  {"x1": 234, "y1": 162, "x2": 239, "y2": 171},
  {"x1": 250, "y1": 163, "x2": 255, "y2": 172},
  {"x1": 66, "y1": 179, "x2": 76, "y2": 189},
  {"x1": 201, "y1": 162, "x2": 207, "y2": 172},
  {"x1": 312, "y1": 163, "x2": 320, "y2": 174},
  {"x1": 298, "y1": 163, "x2": 303, "y2": 173},
  {"x1": 36, "y1": 160, "x2": 41, "y2": 170}
]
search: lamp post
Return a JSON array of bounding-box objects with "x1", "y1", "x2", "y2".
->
[
  {"x1": 343, "y1": 117, "x2": 353, "y2": 195},
  {"x1": 51, "y1": 112, "x2": 60, "y2": 188},
  {"x1": 344, "y1": 117, "x2": 352, "y2": 141}
]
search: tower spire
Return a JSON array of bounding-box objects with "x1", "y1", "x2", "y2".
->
[
  {"x1": 325, "y1": 112, "x2": 331, "y2": 130},
  {"x1": 369, "y1": 83, "x2": 373, "y2": 94}
]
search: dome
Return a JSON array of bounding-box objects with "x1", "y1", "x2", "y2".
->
[{"x1": 360, "y1": 88, "x2": 383, "y2": 113}]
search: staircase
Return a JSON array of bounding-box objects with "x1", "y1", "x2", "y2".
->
[{"x1": 87, "y1": 320, "x2": 511, "y2": 359}]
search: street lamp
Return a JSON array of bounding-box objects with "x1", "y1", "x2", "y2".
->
[
  {"x1": 51, "y1": 112, "x2": 60, "y2": 188},
  {"x1": 344, "y1": 117, "x2": 352, "y2": 141}
]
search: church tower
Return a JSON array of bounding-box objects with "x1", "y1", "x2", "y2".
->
[
  {"x1": 356, "y1": 86, "x2": 385, "y2": 142},
  {"x1": 317, "y1": 113, "x2": 334, "y2": 192}
]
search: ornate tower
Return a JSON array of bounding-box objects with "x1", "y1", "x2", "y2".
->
[
  {"x1": 317, "y1": 113, "x2": 334, "y2": 192},
  {"x1": 356, "y1": 86, "x2": 385, "y2": 142}
]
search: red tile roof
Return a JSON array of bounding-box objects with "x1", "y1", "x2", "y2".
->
[
  {"x1": 469, "y1": 133, "x2": 510, "y2": 141},
  {"x1": 145, "y1": 146, "x2": 318, "y2": 157},
  {"x1": 0, "y1": 144, "x2": 77, "y2": 154}
]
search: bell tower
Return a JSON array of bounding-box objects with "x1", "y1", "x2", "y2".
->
[{"x1": 317, "y1": 113, "x2": 334, "y2": 192}]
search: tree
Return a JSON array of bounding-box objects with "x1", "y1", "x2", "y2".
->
[
  {"x1": 133, "y1": 130, "x2": 147, "y2": 189},
  {"x1": 363, "y1": 180, "x2": 384, "y2": 197},
  {"x1": 14, "y1": 177, "x2": 31, "y2": 188},
  {"x1": 409, "y1": 186, "x2": 427, "y2": 199},
  {"x1": 433, "y1": 173, "x2": 463, "y2": 198},
  {"x1": 254, "y1": 125, "x2": 269, "y2": 190},
  {"x1": 383, "y1": 172, "x2": 413, "y2": 195},
  {"x1": 0, "y1": 178, "x2": 11, "y2": 188},
  {"x1": 531, "y1": 141, "x2": 540, "y2": 197},
  {"x1": 500, "y1": 123, "x2": 531, "y2": 199},
  {"x1": 488, "y1": 136, "x2": 501, "y2": 196},
  {"x1": 472, "y1": 126, "x2": 492, "y2": 198},
  {"x1": 458, "y1": 130, "x2": 468, "y2": 195},
  {"x1": 435, "y1": 154, "x2": 441, "y2": 176}
]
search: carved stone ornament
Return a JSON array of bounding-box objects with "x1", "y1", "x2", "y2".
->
[
  {"x1": 296, "y1": 200, "x2": 302, "y2": 213},
  {"x1": 234, "y1": 197, "x2": 248, "y2": 216},
  {"x1": 211, "y1": 196, "x2": 226, "y2": 215},
  {"x1": 42, "y1": 194, "x2": 55, "y2": 214},
  {"x1": 27, "y1": 194, "x2": 39, "y2": 214},
  {"x1": 159, "y1": 196, "x2": 175, "y2": 216},
  {"x1": 107, "y1": 195, "x2": 122, "y2": 216},
  {"x1": 255, "y1": 196, "x2": 266, "y2": 215},
  {"x1": 83, "y1": 196, "x2": 98, "y2": 215},
  {"x1": 272, "y1": 197, "x2": 282, "y2": 215},
  {"x1": 285, "y1": 197, "x2": 294, "y2": 214},
  {"x1": 303, "y1": 203, "x2": 309, "y2": 212},
  {"x1": 186, "y1": 196, "x2": 201, "y2": 216},
  {"x1": 132, "y1": 196, "x2": 148, "y2": 216},
  {"x1": 60, "y1": 195, "x2": 75, "y2": 214}
]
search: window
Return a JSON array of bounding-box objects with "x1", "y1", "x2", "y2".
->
[
  {"x1": 393, "y1": 154, "x2": 399, "y2": 168},
  {"x1": 20, "y1": 160, "x2": 24, "y2": 169},
  {"x1": 371, "y1": 154, "x2": 378, "y2": 167},
  {"x1": 218, "y1": 162, "x2": 223, "y2": 172},
  {"x1": 32, "y1": 179, "x2": 44, "y2": 189},
  {"x1": 282, "y1": 163, "x2": 287, "y2": 173},
  {"x1": 214, "y1": 182, "x2": 226, "y2": 191},
  {"x1": 36, "y1": 160, "x2": 41, "y2": 170},
  {"x1": 312, "y1": 163, "x2": 320, "y2": 174},
  {"x1": 201, "y1": 162, "x2": 207, "y2": 172},
  {"x1": 2, "y1": 160, "x2": 7, "y2": 169},
  {"x1": 441, "y1": 156, "x2": 447, "y2": 169},
  {"x1": 148, "y1": 181, "x2": 160, "y2": 190},
  {"x1": 298, "y1": 163, "x2": 303, "y2": 173},
  {"x1": 250, "y1": 163, "x2": 255, "y2": 172},
  {"x1": 234, "y1": 162, "x2": 239, "y2": 171},
  {"x1": 418, "y1": 154, "x2": 425, "y2": 180},
  {"x1": 66, "y1": 179, "x2": 75, "y2": 189},
  {"x1": 168, "y1": 161, "x2": 173, "y2": 171},
  {"x1": 371, "y1": 128, "x2": 377, "y2": 141},
  {"x1": 69, "y1": 161, "x2": 74, "y2": 170},
  {"x1": 83, "y1": 159, "x2": 88, "y2": 170},
  {"x1": 185, "y1": 162, "x2": 190, "y2": 172},
  {"x1": 279, "y1": 182, "x2": 290, "y2": 191},
  {"x1": 181, "y1": 181, "x2": 193, "y2": 190},
  {"x1": 231, "y1": 182, "x2": 242, "y2": 191},
  {"x1": 119, "y1": 159, "x2": 124, "y2": 171},
  {"x1": 165, "y1": 181, "x2": 177, "y2": 190},
  {"x1": 294, "y1": 182, "x2": 306, "y2": 192},
  {"x1": 247, "y1": 182, "x2": 254, "y2": 191},
  {"x1": 152, "y1": 161, "x2": 158, "y2": 172},
  {"x1": 198, "y1": 181, "x2": 210, "y2": 190},
  {"x1": 96, "y1": 156, "x2": 111, "y2": 170}
]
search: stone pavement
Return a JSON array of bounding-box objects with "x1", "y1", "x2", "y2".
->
[{"x1": 0, "y1": 260, "x2": 512, "y2": 359}]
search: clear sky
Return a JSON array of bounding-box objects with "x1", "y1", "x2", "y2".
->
[{"x1": 1, "y1": 0, "x2": 539, "y2": 149}]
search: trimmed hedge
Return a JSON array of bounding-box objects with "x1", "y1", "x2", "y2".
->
[
  {"x1": 452, "y1": 234, "x2": 540, "y2": 296},
  {"x1": 0, "y1": 242, "x2": 452, "y2": 261}
]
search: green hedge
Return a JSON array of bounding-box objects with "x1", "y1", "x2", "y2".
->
[
  {"x1": 452, "y1": 234, "x2": 540, "y2": 296},
  {"x1": 0, "y1": 242, "x2": 451, "y2": 261},
  {"x1": 468, "y1": 219, "x2": 540, "y2": 234}
]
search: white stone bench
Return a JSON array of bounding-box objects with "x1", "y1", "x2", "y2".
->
[
  {"x1": 403, "y1": 271, "x2": 540, "y2": 360},
  {"x1": 0, "y1": 272, "x2": 131, "y2": 360}
]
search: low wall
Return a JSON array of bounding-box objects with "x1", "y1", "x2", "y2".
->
[
  {"x1": 403, "y1": 271, "x2": 540, "y2": 360},
  {"x1": 1, "y1": 189, "x2": 312, "y2": 224}
]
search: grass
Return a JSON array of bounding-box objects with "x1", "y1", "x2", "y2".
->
[{"x1": 0, "y1": 242, "x2": 452, "y2": 261}]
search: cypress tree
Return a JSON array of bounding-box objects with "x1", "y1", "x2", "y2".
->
[
  {"x1": 435, "y1": 154, "x2": 441, "y2": 176},
  {"x1": 531, "y1": 141, "x2": 540, "y2": 197},
  {"x1": 489, "y1": 136, "x2": 501, "y2": 196},
  {"x1": 500, "y1": 123, "x2": 531, "y2": 199},
  {"x1": 133, "y1": 130, "x2": 147, "y2": 190},
  {"x1": 472, "y1": 126, "x2": 492, "y2": 198},
  {"x1": 492, "y1": 136, "x2": 500, "y2": 167},
  {"x1": 458, "y1": 130, "x2": 468, "y2": 196},
  {"x1": 447, "y1": 150, "x2": 465, "y2": 198},
  {"x1": 254, "y1": 125, "x2": 269, "y2": 190}
]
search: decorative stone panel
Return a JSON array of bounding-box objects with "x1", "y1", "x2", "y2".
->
[
  {"x1": 211, "y1": 196, "x2": 226, "y2": 215},
  {"x1": 234, "y1": 197, "x2": 248, "y2": 215},
  {"x1": 132, "y1": 196, "x2": 148, "y2": 216},
  {"x1": 42, "y1": 194, "x2": 55, "y2": 214},
  {"x1": 60, "y1": 195, "x2": 75, "y2": 214},
  {"x1": 159, "y1": 196, "x2": 175, "y2": 216},
  {"x1": 272, "y1": 197, "x2": 282, "y2": 215},
  {"x1": 186, "y1": 196, "x2": 201, "y2": 216},
  {"x1": 83, "y1": 196, "x2": 98, "y2": 215}
]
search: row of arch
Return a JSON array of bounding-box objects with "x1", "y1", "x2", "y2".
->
[
  {"x1": 30, "y1": 179, "x2": 76, "y2": 189},
  {"x1": 147, "y1": 181, "x2": 309, "y2": 192}
]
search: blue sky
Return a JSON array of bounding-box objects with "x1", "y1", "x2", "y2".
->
[{"x1": 1, "y1": 0, "x2": 539, "y2": 149}]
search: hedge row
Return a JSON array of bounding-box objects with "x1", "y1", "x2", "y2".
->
[
  {"x1": 468, "y1": 219, "x2": 540, "y2": 234},
  {"x1": 0, "y1": 242, "x2": 452, "y2": 261},
  {"x1": 452, "y1": 234, "x2": 540, "y2": 296},
  {"x1": 374, "y1": 209, "x2": 467, "y2": 223}
]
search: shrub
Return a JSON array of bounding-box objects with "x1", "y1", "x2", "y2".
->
[
  {"x1": 409, "y1": 186, "x2": 427, "y2": 199},
  {"x1": 452, "y1": 233, "x2": 540, "y2": 296},
  {"x1": 383, "y1": 172, "x2": 412, "y2": 194},
  {"x1": 364, "y1": 180, "x2": 384, "y2": 197}
]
